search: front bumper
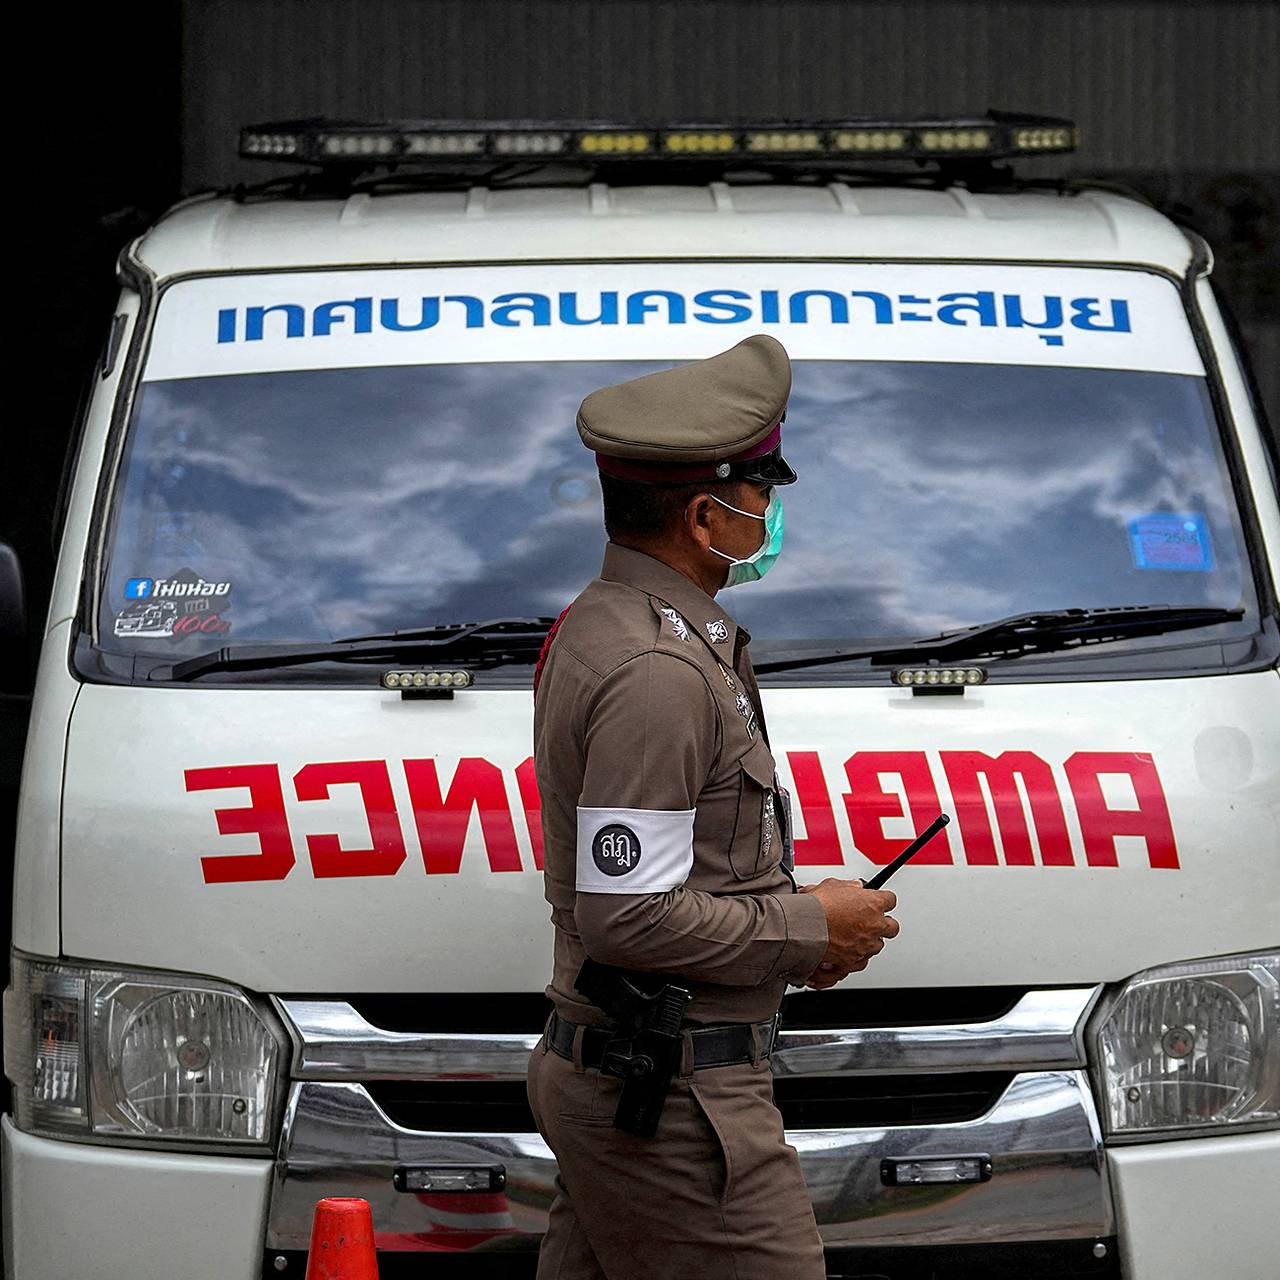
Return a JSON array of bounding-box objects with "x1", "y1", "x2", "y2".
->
[
  {"x1": 5, "y1": 975, "x2": 1275, "y2": 1280},
  {"x1": 1, "y1": 1114, "x2": 272, "y2": 1280},
  {"x1": 1108, "y1": 1129, "x2": 1280, "y2": 1280},
  {"x1": 7, "y1": 1125, "x2": 1274, "y2": 1280},
  {"x1": 271, "y1": 1070, "x2": 1111, "y2": 1252}
]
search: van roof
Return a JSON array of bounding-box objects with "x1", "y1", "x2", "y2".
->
[{"x1": 134, "y1": 182, "x2": 1196, "y2": 283}]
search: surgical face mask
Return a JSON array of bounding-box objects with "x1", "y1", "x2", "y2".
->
[{"x1": 708, "y1": 491, "x2": 784, "y2": 587}]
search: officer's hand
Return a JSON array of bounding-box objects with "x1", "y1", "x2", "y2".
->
[
  {"x1": 800, "y1": 961, "x2": 848, "y2": 990},
  {"x1": 801, "y1": 878, "x2": 899, "y2": 976}
]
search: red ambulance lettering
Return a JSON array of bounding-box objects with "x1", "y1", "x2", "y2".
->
[
  {"x1": 940, "y1": 751, "x2": 1074, "y2": 866},
  {"x1": 185, "y1": 747, "x2": 1182, "y2": 883},
  {"x1": 185, "y1": 762, "x2": 295, "y2": 884},
  {"x1": 786, "y1": 750, "x2": 843, "y2": 865},
  {"x1": 515, "y1": 756, "x2": 544, "y2": 870},
  {"x1": 842, "y1": 751, "x2": 953, "y2": 866},
  {"x1": 1064, "y1": 751, "x2": 1180, "y2": 869},
  {"x1": 293, "y1": 760, "x2": 407, "y2": 878},
  {"x1": 403, "y1": 757, "x2": 523, "y2": 873}
]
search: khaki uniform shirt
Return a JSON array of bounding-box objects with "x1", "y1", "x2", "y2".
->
[{"x1": 534, "y1": 542, "x2": 829, "y2": 1027}]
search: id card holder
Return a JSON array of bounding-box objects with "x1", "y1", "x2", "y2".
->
[{"x1": 775, "y1": 776, "x2": 796, "y2": 874}]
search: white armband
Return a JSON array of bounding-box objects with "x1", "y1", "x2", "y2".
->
[{"x1": 575, "y1": 806, "x2": 696, "y2": 894}]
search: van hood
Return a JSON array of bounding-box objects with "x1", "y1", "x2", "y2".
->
[{"x1": 61, "y1": 674, "x2": 1280, "y2": 994}]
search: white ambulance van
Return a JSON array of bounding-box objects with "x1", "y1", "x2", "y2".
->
[{"x1": 3, "y1": 116, "x2": 1277, "y2": 1280}]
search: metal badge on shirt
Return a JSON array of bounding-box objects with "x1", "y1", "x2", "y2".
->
[
  {"x1": 775, "y1": 780, "x2": 796, "y2": 873},
  {"x1": 658, "y1": 606, "x2": 690, "y2": 642},
  {"x1": 705, "y1": 619, "x2": 729, "y2": 644},
  {"x1": 717, "y1": 661, "x2": 758, "y2": 738}
]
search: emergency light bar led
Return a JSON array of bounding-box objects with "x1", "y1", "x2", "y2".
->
[
  {"x1": 240, "y1": 114, "x2": 1078, "y2": 168},
  {"x1": 382, "y1": 669, "x2": 473, "y2": 690},
  {"x1": 895, "y1": 667, "x2": 988, "y2": 688}
]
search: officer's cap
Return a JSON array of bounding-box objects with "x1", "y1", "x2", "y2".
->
[{"x1": 577, "y1": 334, "x2": 797, "y2": 486}]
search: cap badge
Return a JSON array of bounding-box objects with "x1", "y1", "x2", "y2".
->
[
  {"x1": 716, "y1": 462, "x2": 731, "y2": 478},
  {"x1": 705, "y1": 619, "x2": 729, "y2": 643}
]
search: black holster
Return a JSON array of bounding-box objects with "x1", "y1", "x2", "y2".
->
[{"x1": 574, "y1": 958, "x2": 693, "y2": 1138}]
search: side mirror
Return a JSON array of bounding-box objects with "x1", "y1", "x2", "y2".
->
[{"x1": 0, "y1": 542, "x2": 30, "y2": 694}]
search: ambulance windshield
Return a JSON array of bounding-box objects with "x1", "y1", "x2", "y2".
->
[{"x1": 97, "y1": 359, "x2": 1260, "y2": 677}]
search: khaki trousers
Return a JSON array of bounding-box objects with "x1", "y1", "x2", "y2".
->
[{"x1": 526, "y1": 1026, "x2": 827, "y2": 1280}]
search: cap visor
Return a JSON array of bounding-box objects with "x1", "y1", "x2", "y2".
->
[{"x1": 738, "y1": 448, "x2": 797, "y2": 485}]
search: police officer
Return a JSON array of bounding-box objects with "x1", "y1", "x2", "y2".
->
[{"x1": 527, "y1": 334, "x2": 900, "y2": 1280}]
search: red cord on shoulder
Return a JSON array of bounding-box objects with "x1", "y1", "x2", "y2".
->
[{"x1": 533, "y1": 604, "x2": 574, "y2": 696}]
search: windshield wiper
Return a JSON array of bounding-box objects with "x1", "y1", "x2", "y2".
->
[
  {"x1": 158, "y1": 617, "x2": 556, "y2": 682},
  {"x1": 336, "y1": 616, "x2": 559, "y2": 644},
  {"x1": 754, "y1": 604, "x2": 1246, "y2": 675}
]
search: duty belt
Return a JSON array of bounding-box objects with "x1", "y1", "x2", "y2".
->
[{"x1": 547, "y1": 1009, "x2": 781, "y2": 1073}]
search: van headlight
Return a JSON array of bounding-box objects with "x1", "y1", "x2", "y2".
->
[
  {"x1": 1088, "y1": 949, "x2": 1279, "y2": 1142},
  {"x1": 3, "y1": 953, "x2": 288, "y2": 1151}
]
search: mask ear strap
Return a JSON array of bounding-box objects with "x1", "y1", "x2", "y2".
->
[{"x1": 710, "y1": 494, "x2": 766, "y2": 521}]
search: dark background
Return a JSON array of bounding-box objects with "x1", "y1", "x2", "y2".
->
[{"x1": 4, "y1": 0, "x2": 1278, "y2": 952}]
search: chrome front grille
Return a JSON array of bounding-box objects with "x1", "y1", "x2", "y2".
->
[
  {"x1": 279, "y1": 987, "x2": 1097, "y2": 1081},
  {"x1": 266, "y1": 987, "x2": 1112, "y2": 1254},
  {"x1": 358, "y1": 1071, "x2": 1014, "y2": 1133}
]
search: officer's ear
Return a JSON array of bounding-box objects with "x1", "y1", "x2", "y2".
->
[{"x1": 683, "y1": 492, "x2": 719, "y2": 550}]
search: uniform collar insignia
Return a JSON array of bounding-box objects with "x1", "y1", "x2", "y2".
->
[
  {"x1": 601, "y1": 543, "x2": 742, "y2": 651},
  {"x1": 659, "y1": 606, "x2": 691, "y2": 642}
]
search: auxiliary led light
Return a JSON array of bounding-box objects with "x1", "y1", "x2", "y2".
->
[
  {"x1": 241, "y1": 131, "x2": 299, "y2": 158},
  {"x1": 406, "y1": 132, "x2": 485, "y2": 157},
  {"x1": 833, "y1": 129, "x2": 908, "y2": 153},
  {"x1": 664, "y1": 131, "x2": 736, "y2": 154},
  {"x1": 383, "y1": 669, "x2": 474, "y2": 691},
  {"x1": 895, "y1": 667, "x2": 987, "y2": 688},
  {"x1": 580, "y1": 132, "x2": 652, "y2": 155},
  {"x1": 1013, "y1": 126, "x2": 1077, "y2": 151},
  {"x1": 919, "y1": 128, "x2": 993, "y2": 153},
  {"x1": 882, "y1": 1155, "x2": 992, "y2": 1186},
  {"x1": 321, "y1": 132, "x2": 397, "y2": 159},
  {"x1": 394, "y1": 1165, "x2": 507, "y2": 1194},
  {"x1": 745, "y1": 130, "x2": 823, "y2": 153},
  {"x1": 493, "y1": 131, "x2": 567, "y2": 155}
]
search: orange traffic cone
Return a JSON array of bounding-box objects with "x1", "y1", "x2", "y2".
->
[{"x1": 304, "y1": 1197, "x2": 379, "y2": 1280}]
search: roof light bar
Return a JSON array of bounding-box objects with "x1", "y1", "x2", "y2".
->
[{"x1": 239, "y1": 114, "x2": 1078, "y2": 168}]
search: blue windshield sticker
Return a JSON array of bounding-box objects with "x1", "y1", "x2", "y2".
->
[{"x1": 1128, "y1": 513, "x2": 1215, "y2": 572}]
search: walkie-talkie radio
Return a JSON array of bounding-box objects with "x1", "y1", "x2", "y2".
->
[{"x1": 864, "y1": 813, "x2": 951, "y2": 890}]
